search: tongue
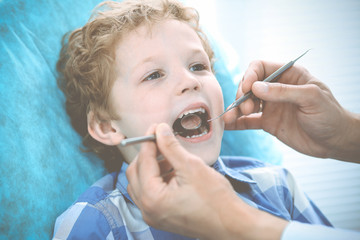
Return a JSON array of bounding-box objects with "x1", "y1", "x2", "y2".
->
[{"x1": 180, "y1": 113, "x2": 202, "y2": 130}]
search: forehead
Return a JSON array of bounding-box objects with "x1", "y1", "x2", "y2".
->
[
  {"x1": 118, "y1": 19, "x2": 201, "y2": 50},
  {"x1": 114, "y1": 19, "x2": 205, "y2": 71}
]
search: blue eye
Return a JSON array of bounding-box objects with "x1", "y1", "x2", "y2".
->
[
  {"x1": 190, "y1": 63, "x2": 207, "y2": 72},
  {"x1": 144, "y1": 71, "x2": 163, "y2": 81}
]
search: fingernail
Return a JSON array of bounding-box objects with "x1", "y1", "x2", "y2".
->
[
  {"x1": 159, "y1": 123, "x2": 173, "y2": 136},
  {"x1": 253, "y1": 82, "x2": 269, "y2": 93}
]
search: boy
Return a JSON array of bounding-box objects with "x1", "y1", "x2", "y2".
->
[{"x1": 53, "y1": 0, "x2": 331, "y2": 239}]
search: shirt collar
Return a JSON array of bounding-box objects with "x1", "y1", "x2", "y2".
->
[
  {"x1": 116, "y1": 157, "x2": 256, "y2": 204},
  {"x1": 116, "y1": 163, "x2": 136, "y2": 204},
  {"x1": 213, "y1": 157, "x2": 256, "y2": 184}
]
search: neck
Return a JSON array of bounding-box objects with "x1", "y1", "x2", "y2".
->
[{"x1": 118, "y1": 144, "x2": 140, "y2": 164}]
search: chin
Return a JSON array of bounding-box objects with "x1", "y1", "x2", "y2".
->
[
  {"x1": 194, "y1": 149, "x2": 220, "y2": 165},
  {"x1": 180, "y1": 137, "x2": 221, "y2": 166}
]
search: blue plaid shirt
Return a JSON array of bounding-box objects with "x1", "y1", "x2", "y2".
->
[{"x1": 53, "y1": 156, "x2": 332, "y2": 240}]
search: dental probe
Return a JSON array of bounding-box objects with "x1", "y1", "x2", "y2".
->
[{"x1": 207, "y1": 49, "x2": 311, "y2": 122}]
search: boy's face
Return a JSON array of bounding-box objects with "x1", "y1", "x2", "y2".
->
[{"x1": 111, "y1": 19, "x2": 224, "y2": 165}]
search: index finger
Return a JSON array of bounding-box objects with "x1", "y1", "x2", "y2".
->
[
  {"x1": 233, "y1": 61, "x2": 278, "y2": 116},
  {"x1": 240, "y1": 60, "x2": 282, "y2": 97}
]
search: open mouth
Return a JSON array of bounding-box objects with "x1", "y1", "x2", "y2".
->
[{"x1": 172, "y1": 107, "x2": 210, "y2": 138}]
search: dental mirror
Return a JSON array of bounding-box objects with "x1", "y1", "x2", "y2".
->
[{"x1": 180, "y1": 113, "x2": 202, "y2": 131}]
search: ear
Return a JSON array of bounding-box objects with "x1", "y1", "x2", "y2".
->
[{"x1": 87, "y1": 111, "x2": 125, "y2": 146}]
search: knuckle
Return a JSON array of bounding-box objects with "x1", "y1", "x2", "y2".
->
[
  {"x1": 244, "y1": 60, "x2": 265, "y2": 92},
  {"x1": 306, "y1": 84, "x2": 321, "y2": 97},
  {"x1": 249, "y1": 60, "x2": 265, "y2": 81},
  {"x1": 298, "y1": 65, "x2": 312, "y2": 79},
  {"x1": 294, "y1": 64, "x2": 307, "y2": 73},
  {"x1": 298, "y1": 84, "x2": 323, "y2": 106},
  {"x1": 295, "y1": 65, "x2": 312, "y2": 82},
  {"x1": 249, "y1": 59, "x2": 263, "y2": 68}
]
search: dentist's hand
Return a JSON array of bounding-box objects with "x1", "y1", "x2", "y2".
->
[
  {"x1": 126, "y1": 123, "x2": 287, "y2": 240},
  {"x1": 224, "y1": 61, "x2": 360, "y2": 163}
]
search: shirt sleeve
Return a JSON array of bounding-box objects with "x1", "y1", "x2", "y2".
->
[
  {"x1": 282, "y1": 221, "x2": 360, "y2": 240},
  {"x1": 52, "y1": 202, "x2": 114, "y2": 240}
]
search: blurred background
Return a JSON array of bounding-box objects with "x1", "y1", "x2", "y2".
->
[{"x1": 186, "y1": 0, "x2": 360, "y2": 231}]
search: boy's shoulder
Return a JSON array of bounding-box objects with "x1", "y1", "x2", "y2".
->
[
  {"x1": 76, "y1": 172, "x2": 119, "y2": 204},
  {"x1": 53, "y1": 169, "x2": 195, "y2": 239},
  {"x1": 53, "y1": 172, "x2": 136, "y2": 239}
]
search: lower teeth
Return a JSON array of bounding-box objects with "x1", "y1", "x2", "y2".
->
[{"x1": 185, "y1": 129, "x2": 208, "y2": 139}]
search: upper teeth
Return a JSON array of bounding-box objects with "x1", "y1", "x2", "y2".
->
[{"x1": 178, "y1": 107, "x2": 205, "y2": 119}]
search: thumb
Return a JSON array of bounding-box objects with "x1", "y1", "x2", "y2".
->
[
  {"x1": 155, "y1": 123, "x2": 199, "y2": 170},
  {"x1": 252, "y1": 81, "x2": 311, "y2": 105}
]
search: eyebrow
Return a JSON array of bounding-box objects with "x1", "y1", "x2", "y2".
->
[
  {"x1": 133, "y1": 56, "x2": 156, "y2": 71},
  {"x1": 132, "y1": 47, "x2": 208, "y2": 71},
  {"x1": 190, "y1": 48, "x2": 208, "y2": 58}
]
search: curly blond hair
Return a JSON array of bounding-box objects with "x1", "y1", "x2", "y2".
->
[{"x1": 57, "y1": 0, "x2": 214, "y2": 171}]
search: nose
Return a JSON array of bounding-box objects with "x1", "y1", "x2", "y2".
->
[{"x1": 176, "y1": 70, "x2": 202, "y2": 95}]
